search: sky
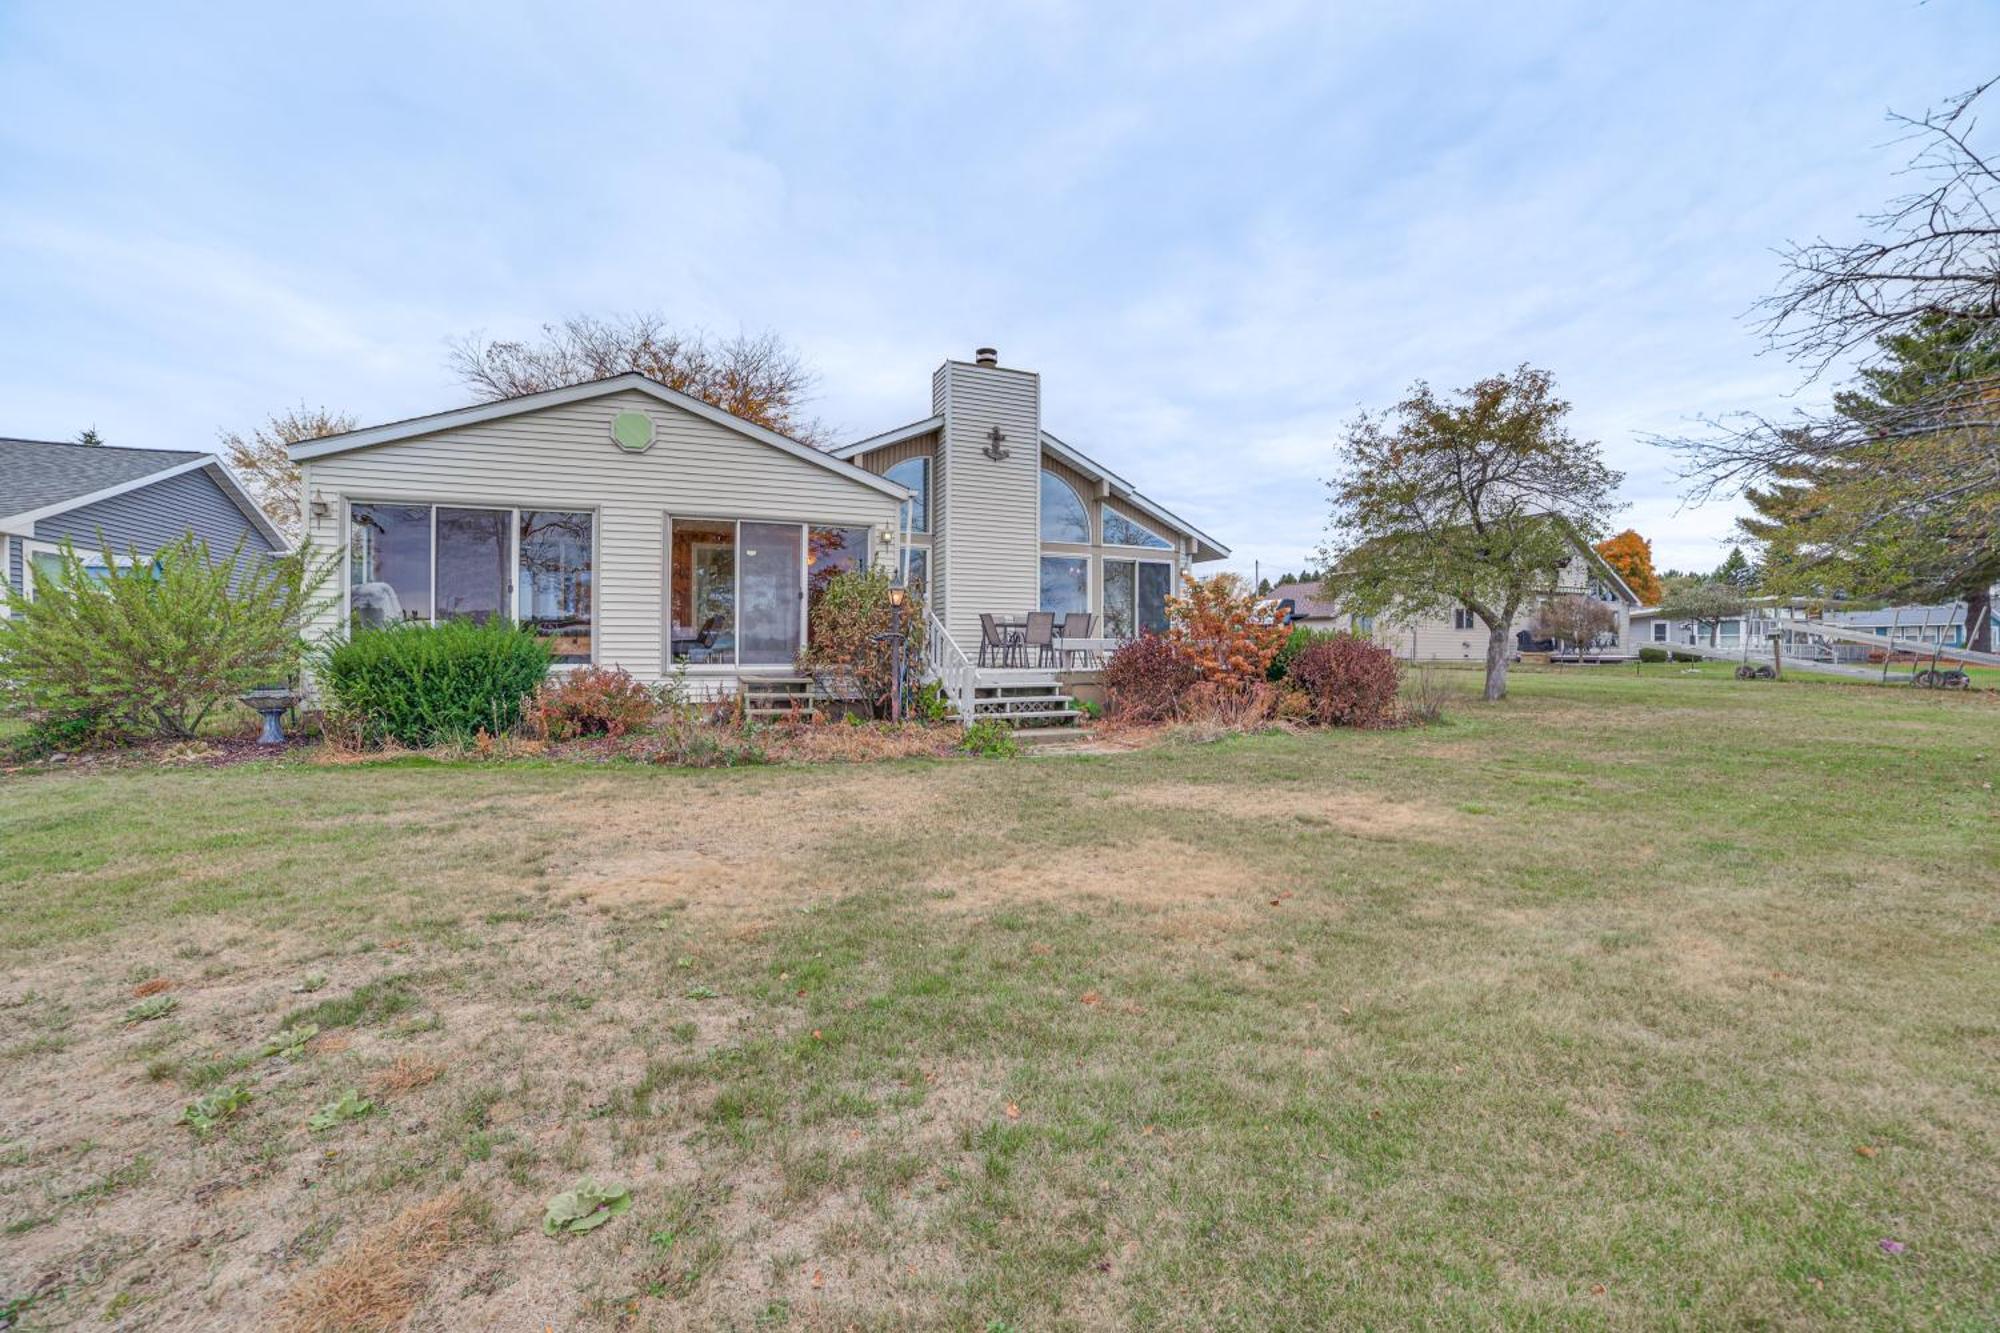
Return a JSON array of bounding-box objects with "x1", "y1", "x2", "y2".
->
[{"x1": 2, "y1": 1, "x2": 1995, "y2": 581}]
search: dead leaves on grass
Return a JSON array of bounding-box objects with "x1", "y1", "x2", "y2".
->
[
  {"x1": 367, "y1": 1053, "x2": 445, "y2": 1098},
  {"x1": 277, "y1": 1192, "x2": 468, "y2": 1333}
]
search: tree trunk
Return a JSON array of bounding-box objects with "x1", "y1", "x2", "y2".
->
[
  {"x1": 1966, "y1": 585, "x2": 1994, "y2": 654},
  {"x1": 1483, "y1": 623, "x2": 1511, "y2": 701}
]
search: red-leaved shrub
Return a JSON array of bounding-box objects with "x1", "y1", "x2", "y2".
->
[
  {"x1": 1285, "y1": 635, "x2": 1400, "y2": 727},
  {"x1": 1102, "y1": 633, "x2": 1202, "y2": 722},
  {"x1": 528, "y1": 666, "x2": 656, "y2": 740}
]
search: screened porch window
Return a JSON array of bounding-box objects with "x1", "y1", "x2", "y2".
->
[{"x1": 347, "y1": 502, "x2": 594, "y2": 660}]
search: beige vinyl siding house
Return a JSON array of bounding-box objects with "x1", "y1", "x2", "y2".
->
[
  {"x1": 296, "y1": 377, "x2": 905, "y2": 691},
  {"x1": 292, "y1": 350, "x2": 1229, "y2": 703},
  {"x1": 1271, "y1": 534, "x2": 1638, "y2": 663}
]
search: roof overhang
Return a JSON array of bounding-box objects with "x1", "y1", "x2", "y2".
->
[
  {"x1": 0, "y1": 455, "x2": 289, "y2": 552},
  {"x1": 830, "y1": 415, "x2": 943, "y2": 460},
  {"x1": 292, "y1": 373, "x2": 910, "y2": 502},
  {"x1": 1039, "y1": 430, "x2": 1229, "y2": 561}
]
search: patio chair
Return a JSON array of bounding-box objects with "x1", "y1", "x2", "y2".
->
[
  {"x1": 1024, "y1": 611, "x2": 1058, "y2": 668},
  {"x1": 979, "y1": 613, "x2": 1021, "y2": 668},
  {"x1": 1058, "y1": 612, "x2": 1094, "y2": 667}
]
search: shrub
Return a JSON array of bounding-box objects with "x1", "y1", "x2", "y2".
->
[
  {"x1": 0, "y1": 535, "x2": 335, "y2": 741},
  {"x1": 1400, "y1": 664, "x2": 1451, "y2": 725},
  {"x1": 958, "y1": 719, "x2": 1018, "y2": 758},
  {"x1": 1102, "y1": 633, "x2": 1202, "y2": 722},
  {"x1": 795, "y1": 568, "x2": 924, "y2": 718},
  {"x1": 321, "y1": 620, "x2": 551, "y2": 746},
  {"x1": 1167, "y1": 572, "x2": 1290, "y2": 685},
  {"x1": 1638, "y1": 645, "x2": 1669, "y2": 664},
  {"x1": 529, "y1": 666, "x2": 656, "y2": 739},
  {"x1": 1268, "y1": 626, "x2": 1339, "y2": 682},
  {"x1": 1287, "y1": 634, "x2": 1400, "y2": 727}
]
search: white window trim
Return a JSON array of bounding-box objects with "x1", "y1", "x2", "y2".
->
[
  {"x1": 1037, "y1": 551, "x2": 1091, "y2": 617},
  {"x1": 665, "y1": 515, "x2": 875, "y2": 672},
  {"x1": 343, "y1": 499, "x2": 600, "y2": 667},
  {"x1": 1102, "y1": 555, "x2": 1175, "y2": 639}
]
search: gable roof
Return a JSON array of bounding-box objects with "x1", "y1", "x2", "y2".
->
[
  {"x1": 0, "y1": 438, "x2": 205, "y2": 517},
  {"x1": 0, "y1": 438, "x2": 288, "y2": 551},
  {"x1": 291, "y1": 372, "x2": 910, "y2": 501},
  {"x1": 1266, "y1": 579, "x2": 1342, "y2": 619},
  {"x1": 833, "y1": 417, "x2": 1230, "y2": 561}
]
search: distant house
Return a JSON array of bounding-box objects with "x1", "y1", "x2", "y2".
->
[
  {"x1": 1629, "y1": 595, "x2": 1998, "y2": 652},
  {"x1": 1268, "y1": 531, "x2": 1640, "y2": 663},
  {"x1": 1, "y1": 438, "x2": 284, "y2": 604}
]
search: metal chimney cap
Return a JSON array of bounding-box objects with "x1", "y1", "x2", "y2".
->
[{"x1": 974, "y1": 347, "x2": 998, "y2": 367}]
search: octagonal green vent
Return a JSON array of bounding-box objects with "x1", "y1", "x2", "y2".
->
[{"x1": 610, "y1": 410, "x2": 656, "y2": 453}]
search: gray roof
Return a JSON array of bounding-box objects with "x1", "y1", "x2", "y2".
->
[
  {"x1": 0, "y1": 437, "x2": 208, "y2": 520},
  {"x1": 1824, "y1": 601, "x2": 1971, "y2": 628}
]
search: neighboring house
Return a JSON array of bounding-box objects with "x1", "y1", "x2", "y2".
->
[
  {"x1": 291, "y1": 349, "x2": 1227, "y2": 692},
  {"x1": 0, "y1": 437, "x2": 285, "y2": 607},
  {"x1": 1631, "y1": 595, "x2": 1999, "y2": 652},
  {"x1": 1268, "y1": 533, "x2": 1639, "y2": 663}
]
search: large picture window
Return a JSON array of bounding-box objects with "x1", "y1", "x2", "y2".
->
[
  {"x1": 1102, "y1": 506, "x2": 1171, "y2": 550},
  {"x1": 1039, "y1": 555, "x2": 1089, "y2": 617},
  {"x1": 1104, "y1": 558, "x2": 1173, "y2": 639},
  {"x1": 348, "y1": 502, "x2": 594, "y2": 660},
  {"x1": 1040, "y1": 470, "x2": 1091, "y2": 544},
  {"x1": 885, "y1": 457, "x2": 928, "y2": 534}
]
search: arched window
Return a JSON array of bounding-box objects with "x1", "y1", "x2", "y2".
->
[
  {"x1": 1040, "y1": 470, "x2": 1090, "y2": 543},
  {"x1": 885, "y1": 456, "x2": 928, "y2": 534}
]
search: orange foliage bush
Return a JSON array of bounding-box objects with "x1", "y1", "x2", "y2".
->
[{"x1": 1167, "y1": 572, "x2": 1290, "y2": 685}]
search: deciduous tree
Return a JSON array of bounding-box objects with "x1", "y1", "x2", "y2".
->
[
  {"x1": 1321, "y1": 365, "x2": 1622, "y2": 701},
  {"x1": 1659, "y1": 580, "x2": 1749, "y2": 648},
  {"x1": 220, "y1": 405, "x2": 356, "y2": 541},
  {"x1": 448, "y1": 313, "x2": 827, "y2": 447},
  {"x1": 1593, "y1": 529, "x2": 1663, "y2": 605},
  {"x1": 1532, "y1": 595, "x2": 1616, "y2": 652}
]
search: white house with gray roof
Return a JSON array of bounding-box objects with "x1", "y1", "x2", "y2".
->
[
  {"x1": 0, "y1": 438, "x2": 284, "y2": 605},
  {"x1": 291, "y1": 348, "x2": 1228, "y2": 703}
]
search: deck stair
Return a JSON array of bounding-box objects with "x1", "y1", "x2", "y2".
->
[
  {"x1": 738, "y1": 675, "x2": 819, "y2": 722},
  {"x1": 967, "y1": 675, "x2": 1081, "y2": 728}
]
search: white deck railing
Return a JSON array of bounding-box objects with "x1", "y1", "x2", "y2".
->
[{"x1": 922, "y1": 608, "x2": 978, "y2": 720}]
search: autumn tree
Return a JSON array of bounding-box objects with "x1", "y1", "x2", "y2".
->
[
  {"x1": 218, "y1": 405, "x2": 356, "y2": 542},
  {"x1": 447, "y1": 313, "x2": 827, "y2": 446},
  {"x1": 1593, "y1": 529, "x2": 1663, "y2": 604},
  {"x1": 1532, "y1": 595, "x2": 1616, "y2": 652},
  {"x1": 1166, "y1": 571, "x2": 1290, "y2": 685},
  {"x1": 1659, "y1": 580, "x2": 1749, "y2": 648},
  {"x1": 1321, "y1": 365, "x2": 1622, "y2": 701},
  {"x1": 1672, "y1": 81, "x2": 2000, "y2": 651}
]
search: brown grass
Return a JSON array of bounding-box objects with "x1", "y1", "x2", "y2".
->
[
  {"x1": 276, "y1": 1192, "x2": 467, "y2": 1333},
  {"x1": 368, "y1": 1053, "x2": 445, "y2": 1097}
]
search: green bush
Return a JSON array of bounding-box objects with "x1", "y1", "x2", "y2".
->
[
  {"x1": 320, "y1": 620, "x2": 552, "y2": 746},
  {"x1": 795, "y1": 568, "x2": 925, "y2": 718},
  {"x1": 1638, "y1": 645, "x2": 1669, "y2": 663},
  {"x1": 958, "y1": 719, "x2": 1018, "y2": 758},
  {"x1": 1267, "y1": 626, "x2": 1341, "y2": 681},
  {"x1": 0, "y1": 534, "x2": 334, "y2": 742}
]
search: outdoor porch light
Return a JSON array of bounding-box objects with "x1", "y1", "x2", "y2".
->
[
  {"x1": 888, "y1": 583, "x2": 907, "y2": 609},
  {"x1": 309, "y1": 494, "x2": 332, "y2": 520}
]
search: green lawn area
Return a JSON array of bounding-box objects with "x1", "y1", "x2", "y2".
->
[{"x1": 1, "y1": 671, "x2": 1995, "y2": 1329}]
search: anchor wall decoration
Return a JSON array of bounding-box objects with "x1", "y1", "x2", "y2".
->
[{"x1": 980, "y1": 425, "x2": 1010, "y2": 462}]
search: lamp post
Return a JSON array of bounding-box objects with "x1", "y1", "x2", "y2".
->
[{"x1": 887, "y1": 582, "x2": 908, "y2": 723}]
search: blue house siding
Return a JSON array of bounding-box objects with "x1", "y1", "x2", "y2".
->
[{"x1": 31, "y1": 466, "x2": 276, "y2": 562}]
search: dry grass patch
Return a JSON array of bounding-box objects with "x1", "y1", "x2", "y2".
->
[
  {"x1": 367, "y1": 1053, "x2": 444, "y2": 1097},
  {"x1": 275, "y1": 1191, "x2": 469, "y2": 1333},
  {"x1": 1115, "y1": 779, "x2": 1452, "y2": 838}
]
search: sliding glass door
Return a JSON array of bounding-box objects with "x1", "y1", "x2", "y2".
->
[
  {"x1": 670, "y1": 518, "x2": 864, "y2": 668},
  {"x1": 738, "y1": 522, "x2": 803, "y2": 666},
  {"x1": 1104, "y1": 557, "x2": 1174, "y2": 639}
]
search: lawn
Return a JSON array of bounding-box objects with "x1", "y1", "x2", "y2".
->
[{"x1": 1, "y1": 671, "x2": 1995, "y2": 1330}]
